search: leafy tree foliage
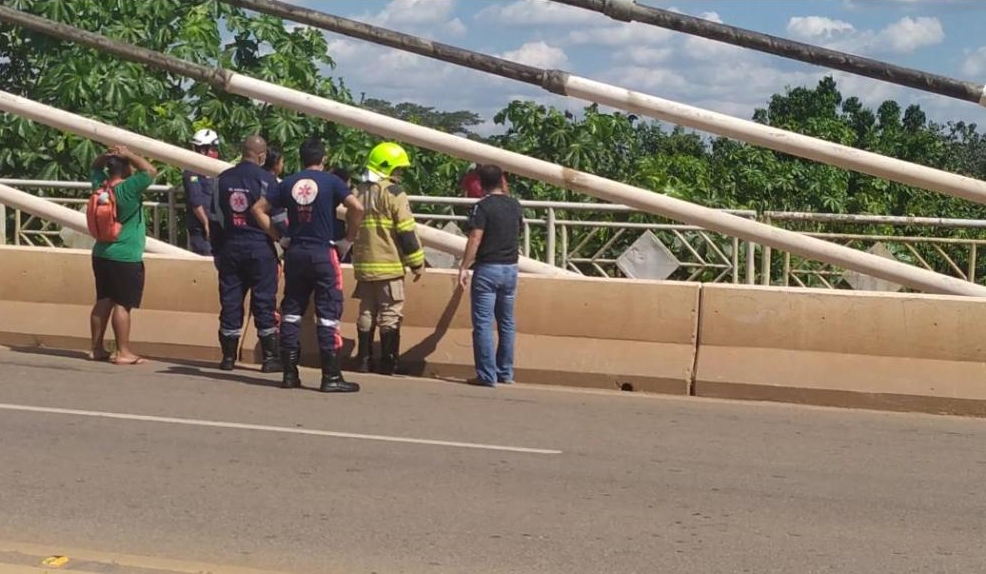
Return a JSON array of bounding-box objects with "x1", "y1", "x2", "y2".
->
[
  {"x1": 2, "y1": 1, "x2": 985, "y2": 278},
  {"x1": 360, "y1": 98, "x2": 482, "y2": 138},
  {"x1": 0, "y1": 0, "x2": 382, "y2": 181}
]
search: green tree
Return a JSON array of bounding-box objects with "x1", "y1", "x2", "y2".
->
[
  {"x1": 360, "y1": 98, "x2": 483, "y2": 137},
  {"x1": 4, "y1": 4, "x2": 986, "y2": 281},
  {"x1": 0, "y1": 0, "x2": 363, "y2": 183},
  {"x1": 0, "y1": 0, "x2": 468, "y2": 244}
]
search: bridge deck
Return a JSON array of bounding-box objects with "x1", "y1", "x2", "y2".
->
[{"x1": 1, "y1": 347, "x2": 984, "y2": 573}]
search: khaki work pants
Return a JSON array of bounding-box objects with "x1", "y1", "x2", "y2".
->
[{"x1": 354, "y1": 278, "x2": 405, "y2": 332}]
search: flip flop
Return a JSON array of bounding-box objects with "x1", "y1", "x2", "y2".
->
[
  {"x1": 112, "y1": 356, "x2": 147, "y2": 366},
  {"x1": 88, "y1": 352, "x2": 112, "y2": 362}
]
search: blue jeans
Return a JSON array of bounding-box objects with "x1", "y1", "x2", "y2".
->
[{"x1": 470, "y1": 263, "x2": 518, "y2": 384}]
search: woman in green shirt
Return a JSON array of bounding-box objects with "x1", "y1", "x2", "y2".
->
[{"x1": 89, "y1": 145, "x2": 158, "y2": 365}]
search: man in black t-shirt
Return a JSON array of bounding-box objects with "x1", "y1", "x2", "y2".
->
[{"x1": 458, "y1": 164, "x2": 523, "y2": 387}]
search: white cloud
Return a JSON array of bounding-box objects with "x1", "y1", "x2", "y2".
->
[
  {"x1": 361, "y1": 0, "x2": 457, "y2": 26},
  {"x1": 325, "y1": 38, "x2": 356, "y2": 60},
  {"x1": 604, "y1": 67, "x2": 690, "y2": 93},
  {"x1": 349, "y1": 0, "x2": 466, "y2": 37},
  {"x1": 787, "y1": 15, "x2": 944, "y2": 55},
  {"x1": 317, "y1": 0, "x2": 985, "y2": 143},
  {"x1": 444, "y1": 17, "x2": 468, "y2": 37},
  {"x1": 875, "y1": 16, "x2": 944, "y2": 53},
  {"x1": 962, "y1": 46, "x2": 986, "y2": 77},
  {"x1": 499, "y1": 41, "x2": 570, "y2": 69},
  {"x1": 613, "y1": 47, "x2": 673, "y2": 66},
  {"x1": 476, "y1": 0, "x2": 601, "y2": 26},
  {"x1": 567, "y1": 21, "x2": 673, "y2": 47},
  {"x1": 842, "y1": 0, "x2": 967, "y2": 8},
  {"x1": 684, "y1": 19, "x2": 747, "y2": 61},
  {"x1": 787, "y1": 16, "x2": 856, "y2": 40},
  {"x1": 697, "y1": 11, "x2": 724, "y2": 24},
  {"x1": 323, "y1": 36, "x2": 559, "y2": 138}
]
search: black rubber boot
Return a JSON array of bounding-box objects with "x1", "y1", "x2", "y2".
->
[
  {"x1": 260, "y1": 333, "x2": 282, "y2": 373},
  {"x1": 355, "y1": 329, "x2": 374, "y2": 373},
  {"x1": 281, "y1": 348, "x2": 301, "y2": 389},
  {"x1": 393, "y1": 328, "x2": 402, "y2": 375},
  {"x1": 378, "y1": 327, "x2": 400, "y2": 376},
  {"x1": 219, "y1": 333, "x2": 239, "y2": 371},
  {"x1": 319, "y1": 350, "x2": 360, "y2": 393}
]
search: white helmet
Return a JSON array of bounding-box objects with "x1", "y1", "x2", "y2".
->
[{"x1": 190, "y1": 128, "x2": 219, "y2": 147}]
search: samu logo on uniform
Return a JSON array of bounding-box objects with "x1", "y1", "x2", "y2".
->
[
  {"x1": 292, "y1": 178, "x2": 319, "y2": 223},
  {"x1": 229, "y1": 189, "x2": 250, "y2": 227}
]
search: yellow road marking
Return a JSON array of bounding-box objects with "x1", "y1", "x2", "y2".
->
[
  {"x1": 0, "y1": 540, "x2": 299, "y2": 574},
  {"x1": 0, "y1": 567, "x2": 70, "y2": 574},
  {"x1": 38, "y1": 557, "x2": 67, "y2": 568}
]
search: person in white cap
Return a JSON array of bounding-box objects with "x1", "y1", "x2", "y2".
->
[{"x1": 183, "y1": 128, "x2": 220, "y2": 255}]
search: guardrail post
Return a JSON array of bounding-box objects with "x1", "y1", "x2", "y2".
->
[
  {"x1": 746, "y1": 240, "x2": 756, "y2": 284},
  {"x1": 152, "y1": 204, "x2": 161, "y2": 239},
  {"x1": 561, "y1": 224, "x2": 569, "y2": 270},
  {"x1": 523, "y1": 221, "x2": 531, "y2": 258},
  {"x1": 0, "y1": 203, "x2": 6, "y2": 245},
  {"x1": 168, "y1": 187, "x2": 178, "y2": 245},
  {"x1": 761, "y1": 214, "x2": 772, "y2": 285},
  {"x1": 969, "y1": 243, "x2": 977, "y2": 284},
  {"x1": 731, "y1": 237, "x2": 740, "y2": 283},
  {"x1": 14, "y1": 208, "x2": 21, "y2": 245},
  {"x1": 546, "y1": 207, "x2": 556, "y2": 267},
  {"x1": 761, "y1": 245, "x2": 773, "y2": 286}
]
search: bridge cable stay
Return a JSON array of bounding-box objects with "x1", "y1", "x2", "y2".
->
[
  {"x1": 1, "y1": 7, "x2": 985, "y2": 295},
  {"x1": 549, "y1": 0, "x2": 986, "y2": 108},
  {"x1": 0, "y1": 180, "x2": 194, "y2": 257},
  {"x1": 219, "y1": 0, "x2": 986, "y2": 210},
  {"x1": 0, "y1": 89, "x2": 567, "y2": 276}
]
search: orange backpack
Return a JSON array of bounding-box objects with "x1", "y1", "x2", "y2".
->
[{"x1": 86, "y1": 180, "x2": 123, "y2": 242}]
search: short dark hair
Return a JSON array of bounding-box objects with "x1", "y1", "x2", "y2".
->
[
  {"x1": 263, "y1": 148, "x2": 282, "y2": 171},
  {"x1": 299, "y1": 136, "x2": 325, "y2": 168},
  {"x1": 329, "y1": 165, "x2": 351, "y2": 184},
  {"x1": 477, "y1": 164, "x2": 503, "y2": 192},
  {"x1": 105, "y1": 155, "x2": 131, "y2": 178}
]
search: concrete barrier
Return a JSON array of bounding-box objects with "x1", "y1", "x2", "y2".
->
[
  {"x1": 694, "y1": 284, "x2": 986, "y2": 416},
  {"x1": 0, "y1": 246, "x2": 221, "y2": 360},
  {"x1": 9, "y1": 245, "x2": 986, "y2": 415},
  {"x1": 0, "y1": 246, "x2": 699, "y2": 393}
]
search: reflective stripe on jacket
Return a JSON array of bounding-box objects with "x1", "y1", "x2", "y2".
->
[{"x1": 351, "y1": 177, "x2": 426, "y2": 282}]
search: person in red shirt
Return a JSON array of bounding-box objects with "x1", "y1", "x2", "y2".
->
[{"x1": 459, "y1": 163, "x2": 485, "y2": 200}]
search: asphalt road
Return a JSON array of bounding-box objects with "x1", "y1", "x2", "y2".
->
[{"x1": 1, "y1": 346, "x2": 985, "y2": 574}]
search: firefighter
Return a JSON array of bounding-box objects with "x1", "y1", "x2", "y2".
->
[
  {"x1": 251, "y1": 136, "x2": 365, "y2": 392},
  {"x1": 351, "y1": 142, "x2": 426, "y2": 376},
  {"x1": 183, "y1": 129, "x2": 220, "y2": 256},
  {"x1": 213, "y1": 135, "x2": 281, "y2": 373}
]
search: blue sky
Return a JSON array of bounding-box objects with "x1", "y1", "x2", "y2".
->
[{"x1": 292, "y1": 0, "x2": 986, "y2": 135}]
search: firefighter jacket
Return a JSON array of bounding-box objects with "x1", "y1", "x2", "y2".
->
[{"x1": 351, "y1": 177, "x2": 426, "y2": 282}]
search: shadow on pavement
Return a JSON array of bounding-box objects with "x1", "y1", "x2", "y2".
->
[
  {"x1": 402, "y1": 285, "x2": 464, "y2": 377},
  {"x1": 157, "y1": 359, "x2": 285, "y2": 389},
  {"x1": 5, "y1": 346, "x2": 91, "y2": 361},
  {"x1": 158, "y1": 359, "x2": 340, "y2": 393}
]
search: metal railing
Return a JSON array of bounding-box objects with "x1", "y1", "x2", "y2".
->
[
  {"x1": 5, "y1": 180, "x2": 986, "y2": 291},
  {"x1": 0, "y1": 179, "x2": 179, "y2": 246},
  {"x1": 406, "y1": 195, "x2": 760, "y2": 283},
  {"x1": 762, "y1": 212, "x2": 986, "y2": 291}
]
